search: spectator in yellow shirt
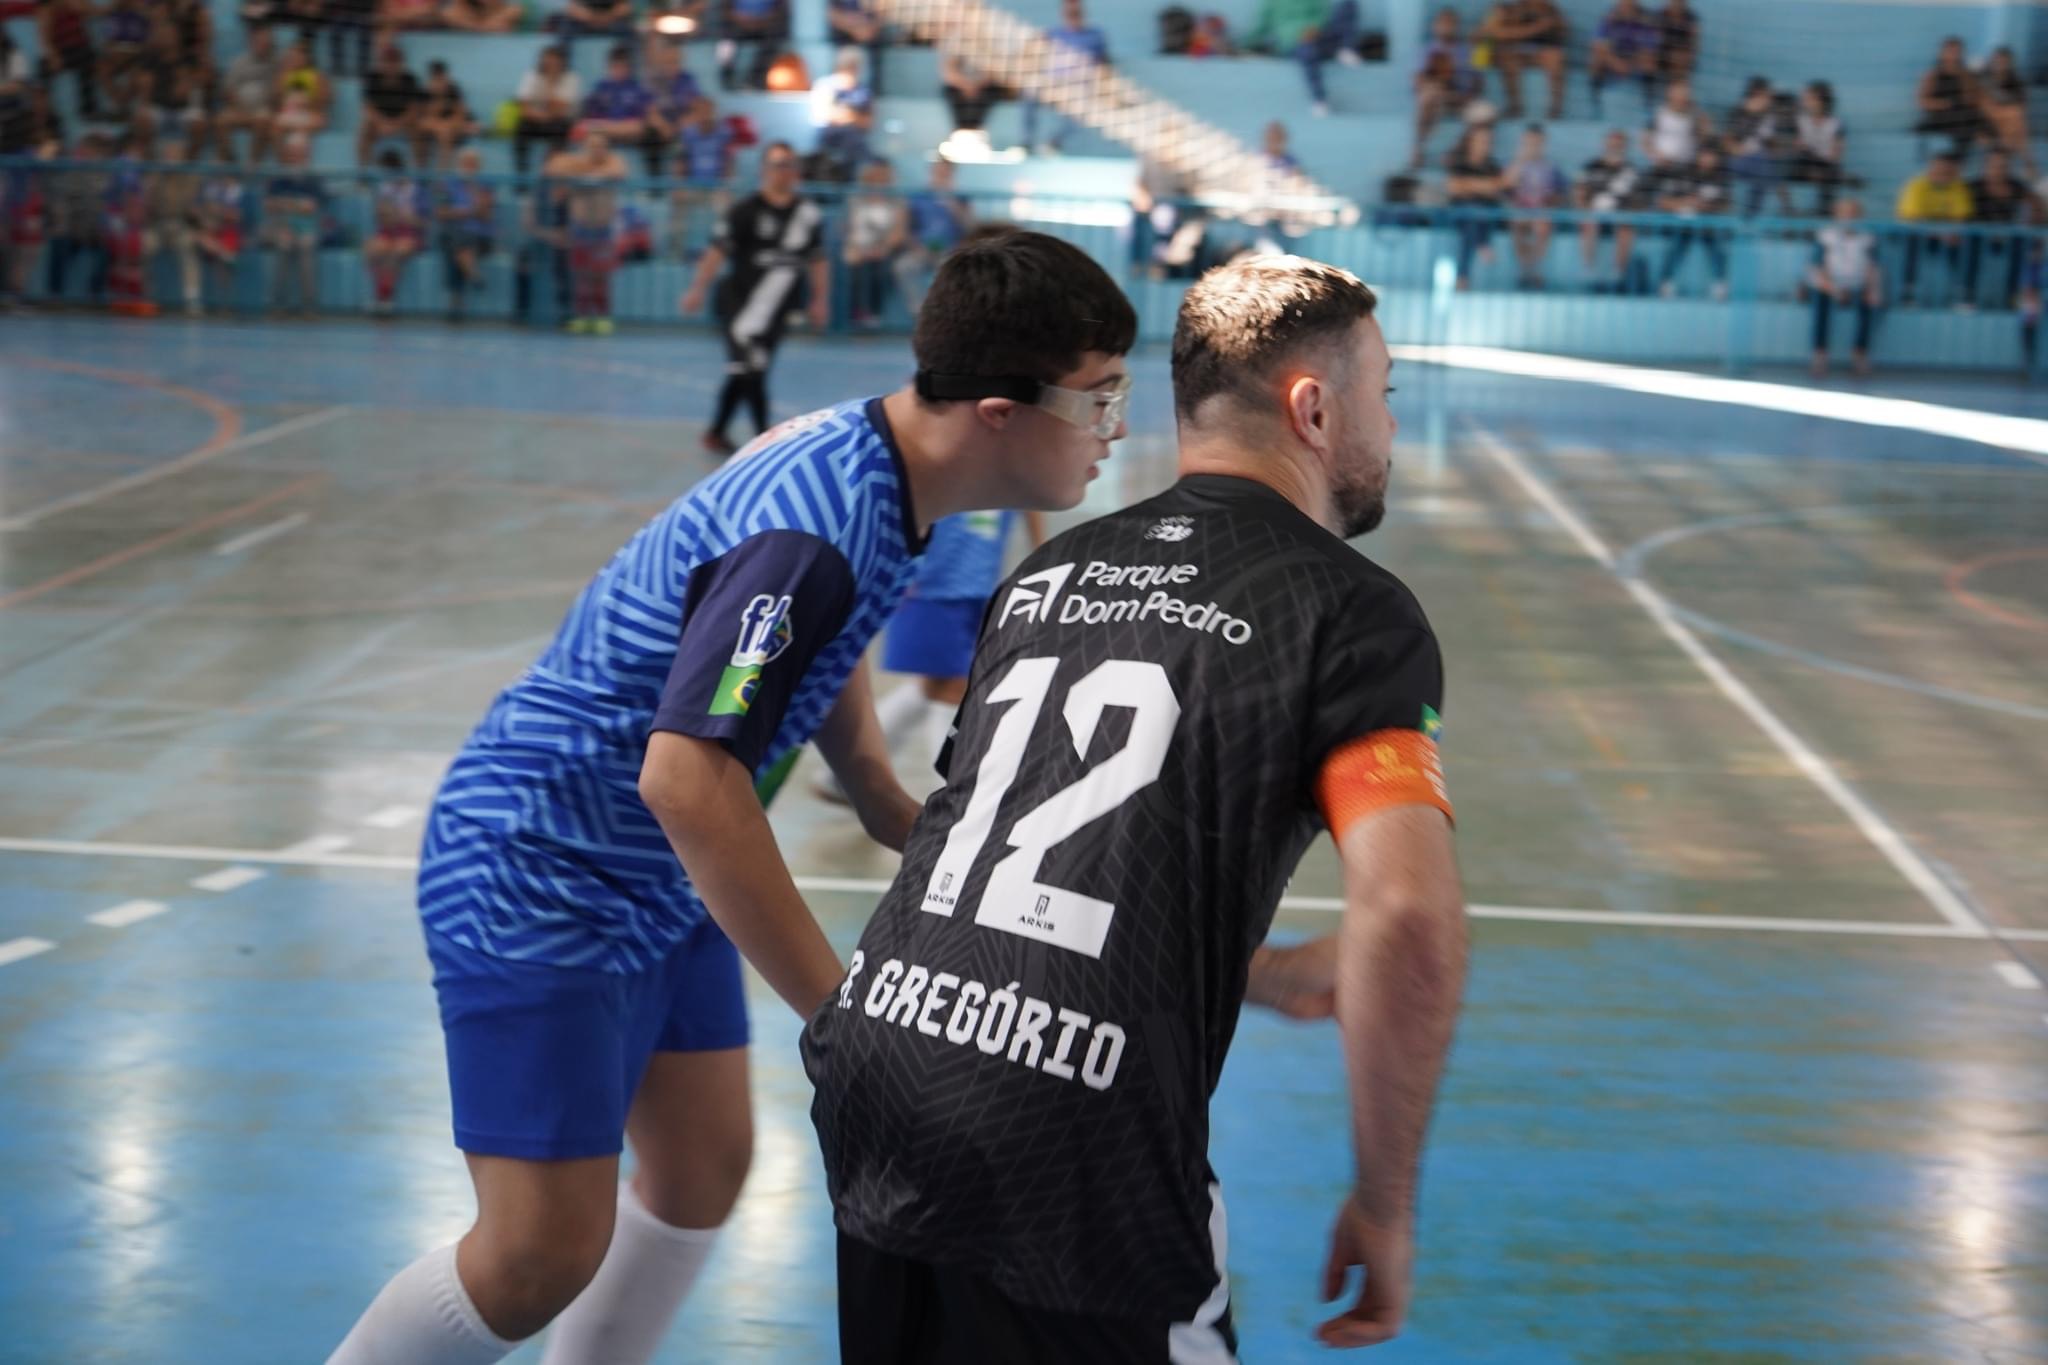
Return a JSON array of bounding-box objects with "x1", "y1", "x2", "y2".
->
[{"x1": 1897, "y1": 151, "x2": 1973, "y2": 305}]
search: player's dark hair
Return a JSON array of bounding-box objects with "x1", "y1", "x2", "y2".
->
[
  {"x1": 1171, "y1": 256, "x2": 1377, "y2": 424},
  {"x1": 913, "y1": 227, "x2": 1137, "y2": 390}
]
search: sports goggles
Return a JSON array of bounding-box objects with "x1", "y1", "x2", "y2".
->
[{"x1": 914, "y1": 370, "x2": 1130, "y2": 440}]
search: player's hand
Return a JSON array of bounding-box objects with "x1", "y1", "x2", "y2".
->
[
  {"x1": 807, "y1": 296, "x2": 831, "y2": 330},
  {"x1": 679, "y1": 285, "x2": 705, "y2": 315},
  {"x1": 1247, "y1": 935, "x2": 1337, "y2": 1020},
  {"x1": 1317, "y1": 1195, "x2": 1412, "y2": 1349}
]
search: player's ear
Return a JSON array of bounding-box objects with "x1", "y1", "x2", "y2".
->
[
  {"x1": 975, "y1": 397, "x2": 1018, "y2": 431},
  {"x1": 1284, "y1": 374, "x2": 1329, "y2": 454}
]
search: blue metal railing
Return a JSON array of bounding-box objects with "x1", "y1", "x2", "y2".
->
[{"x1": 4, "y1": 159, "x2": 2040, "y2": 374}]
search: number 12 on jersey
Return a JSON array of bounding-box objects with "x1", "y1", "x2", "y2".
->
[{"x1": 921, "y1": 656, "x2": 1182, "y2": 959}]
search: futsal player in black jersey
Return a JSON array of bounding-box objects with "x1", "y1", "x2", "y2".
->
[
  {"x1": 679, "y1": 139, "x2": 829, "y2": 456},
  {"x1": 804, "y1": 256, "x2": 1469, "y2": 1361}
]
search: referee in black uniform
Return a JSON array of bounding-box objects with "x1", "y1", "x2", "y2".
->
[
  {"x1": 679, "y1": 139, "x2": 829, "y2": 456},
  {"x1": 804, "y1": 255, "x2": 1469, "y2": 1362}
]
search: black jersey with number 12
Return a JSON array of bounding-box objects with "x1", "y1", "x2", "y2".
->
[{"x1": 802, "y1": 473, "x2": 1445, "y2": 1320}]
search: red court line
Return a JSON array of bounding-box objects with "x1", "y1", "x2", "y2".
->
[
  {"x1": 1, "y1": 354, "x2": 243, "y2": 459},
  {"x1": 0, "y1": 473, "x2": 323, "y2": 612},
  {"x1": 1945, "y1": 547, "x2": 2048, "y2": 634}
]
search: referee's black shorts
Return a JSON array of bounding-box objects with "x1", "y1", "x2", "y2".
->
[{"x1": 836, "y1": 1233, "x2": 1239, "y2": 1365}]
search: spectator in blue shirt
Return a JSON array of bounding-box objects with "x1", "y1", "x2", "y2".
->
[
  {"x1": 668, "y1": 94, "x2": 733, "y2": 256},
  {"x1": 1026, "y1": 0, "x2": 1108, "y2": 156},
  {"x1": 641, "y1": 40, "x2": 702, "y2": 176},
  {"x1": 581, "y1": 45, "x2": 654, "y2": 155},
  {"x1": 891, "y1": 157, "x2": 971, "y2": 313},
  {"x1": 1588, "y1": 0, "x2": 1659, "y2": 116},
  {"x1": 809, "y1": 48, "x2": 872, "y2": 176}
]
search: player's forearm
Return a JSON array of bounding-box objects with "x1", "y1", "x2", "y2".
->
[
  {"x1": 642, "y1": 735, "x2": 844, "y2": 1016},
  {"x1": 686, "y1": 245, "x2": 725, "y2": 294},
  {"x1": 1336, "y1": 888, "x2": 1467, "y2": 1228}
]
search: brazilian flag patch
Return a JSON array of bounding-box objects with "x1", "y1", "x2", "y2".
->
[
  {"x1": 1421, "y1": 704, "x2": 1444, "y2": 743},
  {"x1": 710, "y1": 663, "x2": 763, "y2": 717}
]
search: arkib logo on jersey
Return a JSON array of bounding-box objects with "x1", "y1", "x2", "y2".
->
[
  {"x1": 1145, "y1": 515, "x2": 1195, "y2": 542},
  {"x1": 998, "y1": 563, "x2": 1076, "y2": 627}
]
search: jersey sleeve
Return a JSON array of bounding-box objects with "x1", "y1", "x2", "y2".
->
[
  {"x1": 1302, "y1": 582, "x2": 1452, "y2": 835},
  {"x1": 711, "y1": 198, "x2": 746, "y2": 255},
  {"x1": 649, "y1": 530, "x2": 858, "y2": 773}
]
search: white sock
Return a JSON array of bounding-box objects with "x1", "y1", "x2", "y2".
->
[
  {"x1": 538, "y1": 1182, "x2": 719, "y2": 1365},
  {"x1": 328, "y1": 1242, "x2": 517, "y2": 1365},
  {"x1": 873, "y1": 683, "x2": 928, "y2": 755}
]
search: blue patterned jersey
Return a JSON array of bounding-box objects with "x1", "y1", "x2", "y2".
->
[
  {"x1": 420, "y1": 397, "x2": 924, "y2": 972},
  {"x1": 908, "y1": 509, "x2": 1014, "y2": 603}
]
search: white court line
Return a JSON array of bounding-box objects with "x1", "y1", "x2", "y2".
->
[
  {"x1": 1470, "y1": 425, "x2": 1984, "y2": 936},
  {"x1": 0, "y1": 406, "x2": 353, "y2": 532},
  {"x1": 0, "y1": 937, "x2": 56, "y2": 966},
  {"x1": 2, "y1": 834, "x2": 2045, "y2": 942},
  {"x1": 190, "y1": 866, "x2": 266, "y2": 893},
  {"x1": 1994, "y1": 961, "x2": 2042, "y2": 990},
  {"x1": 214, "y1": 512, "x2": 310, "y2": 557},
  {"x1": 87, "y1": 899, "x2": 171, "y2": 928},
  {"x1": 278, "y1": 833, "x2": 355, "y2": 857},
  {"x1": 1396, "y1": 345, "x2": 2048, "y2": 470},
  {"x1": 361, "y1": 805, "x2": 421, "y2": 830}
]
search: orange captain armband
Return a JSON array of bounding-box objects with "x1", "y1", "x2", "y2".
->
[{"x1": 1316, "y1": 729, "x2": 1454, "y2": 839}]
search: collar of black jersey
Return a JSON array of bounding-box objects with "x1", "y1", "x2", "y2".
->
[{"x1": 864, "y1": 396, "x2": 928, "y2": 554}]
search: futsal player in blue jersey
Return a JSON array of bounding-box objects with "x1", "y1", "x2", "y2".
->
[
  {"x1": 327, "y1": 227, "x2": 1137, "y2": 1365},
  {"x1": 814, "y1": 507, "x2": 1044, "y2": 803}
]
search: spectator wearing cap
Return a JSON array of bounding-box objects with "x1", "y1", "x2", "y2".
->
[
  {"x1": 1588, "y1": 0, "x2": 1658, "y2": 117},
  {"x1": 358, "y1": 44, "x2": 425, "y2": 167},
  {"x1": 1896, "y1": 149, "x2": 1973, "y2": 305}
]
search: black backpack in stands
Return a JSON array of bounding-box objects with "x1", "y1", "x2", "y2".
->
[{"x1": 1159, "y1": 5, "x2": 1194, "y2": 53}]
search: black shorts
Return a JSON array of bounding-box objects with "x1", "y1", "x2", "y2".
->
[{"x1": 836, "y1": 1233, "x2": 1239, "y2": 1365}]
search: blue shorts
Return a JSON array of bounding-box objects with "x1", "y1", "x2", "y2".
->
[
  {"x1": 881, "y1": 596, "x2": 985, "y2": 679},
  {"x1": 426, "y1": 916, "x2": 750, "y2": 1160}
]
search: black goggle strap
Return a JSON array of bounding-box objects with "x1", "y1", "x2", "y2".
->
[{"x1": 913, "y1": 371, "x2": 1045, "y2": 404}]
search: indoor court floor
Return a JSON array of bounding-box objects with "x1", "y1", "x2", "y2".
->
[{"x1": 1, "y1": 316, "x2": 2045, "y2": 1363}]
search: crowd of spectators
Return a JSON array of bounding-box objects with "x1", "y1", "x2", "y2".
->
[{"x1": 1, "y1": 0, "x2": 2044, "y2": 360}]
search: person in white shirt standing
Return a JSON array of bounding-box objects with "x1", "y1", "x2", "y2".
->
[{"x1": 1808, "y1": 197, "x2": 1880, "y2": 379}]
